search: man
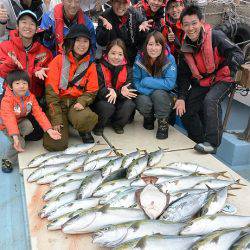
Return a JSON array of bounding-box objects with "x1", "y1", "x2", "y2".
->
[
  {"x1": 0, "y1": 0, "x2": 45, "y2": 41},
  {"x1": 0, "y1": 10, "x2": 53, "y2": 140},
  {"x1": 162, "y1": 0, "x2": 185, "y2": 60},
  {"x1": 40, "y1": 0, "x2": 96, "y2": 55},
  {"x1": 96, "y1": 0, "x2": 152, "y2": 65},
  {"x1": 174, "y1": 5, "x2": 244, "y2": 154}
]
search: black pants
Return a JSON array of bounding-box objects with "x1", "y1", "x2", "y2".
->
[
  {"x1": 181, "y1": 82, "x2": 234, "y2": 147},
  {"x1": 94, "y1": 99, "x2": 136, "y2": 128}
]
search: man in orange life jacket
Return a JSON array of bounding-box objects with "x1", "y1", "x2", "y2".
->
[
  {"x1": 174, "y1": 5, "x2": 244, "y2": 154},
  {"x1": 40, "y1": 0, "x2": 96, "y2": 55}
]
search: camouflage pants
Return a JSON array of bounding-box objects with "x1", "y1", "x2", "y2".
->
[{"x1": 43, "y1": 100, "x2": 98, "y2": 152}]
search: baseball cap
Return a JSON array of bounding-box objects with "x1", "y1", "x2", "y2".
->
[
  {"x1": 64, "y1": 24, "x2": 91, "y2": 41},
  {"x1": 17, "y1": 10, "x2": 38, "y2": 25}
]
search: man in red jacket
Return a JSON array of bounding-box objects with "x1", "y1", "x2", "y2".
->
[
  {"x1": 174, "y1": 5, "x2": 244, "y2": 154},
  {"x1": 0, "y1": 10, "x2": 53, "y2": 140}
]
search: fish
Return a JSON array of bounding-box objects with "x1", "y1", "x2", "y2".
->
[
  {"x1": 148, "y1": 148, "x2": 164, "y2": 167},
  {"x1": 114, "y1": 238, "x2": 142, "y2": 250},
  {"x1": 180, "y1": 215, "x2": 250, "y2": 235},
  {"x1": 93, "y1": 220, "x2": 184, "y2": 247},
  {"x1": 27, "y1": 151, "x2": 62, "y2": 168},
  {"x1": 102, "y1": 157, "x2": 124, "y2": 179},
  {"x1": 83, "y1": 148, "x2": 114, "y2": 165},
  {"x1": 27, "y1": 164, "x2": 66, "y2": 182},
  {"x1": 122, "y1": 149, "x2": 141, "y2": 169},
  {"x1": 194, "y1": 179, "x2": 243, "y2": 190},
  {"x1": 93, "y1": 179, "x2": 132, "y2": 197},
  {"x1": 39, "y1": 154, "x2": 80, "y2": 167},
  {"x1": 201, "y1": 187, "x2": 228, "y2": 216},
  {"x1": 83, "y1": 156, "x2": 119, "y2": 171},
  {"x1": 102, "y1": 168, "x2": 127, "y2": 182},
  {"x1": 50, "y1": 171, "x2": 97, "y2": 187},
  {"x1": 36, "y1": 170, "x2": 72, "y2": 185},
  {"x1": 43, "y1": 179, "x2": 83, "y2": 201},
  {"x1": 47, "y1": 198, "x2": 100, "y2": 221},
  {"x1": 64, "y1": 155, "x2": 88, "y2": 171},
  {"x1": 134, "y1": 235, "x2": 201, "y2": 250},
  {"x1": 39, "y1": 190, "x2": 77, "y2": 218},
  {"x1": 63, "y1": 143, "x2": 95, "y2": 154},
  {"x1": 76, "y1": 171, "x2": 103, "y2": 199},
  {"x1": 126, "y1": 155, "x2": 149, "y2": 179},
  {"x1": 230, "y1": 233, "x2": 250, "y2": 250},
  {"x1": 159, "y1": 176, "x2": 214, "y2": 193},
  {"x1": 142, "y1": 167, "x2": 192, "y2": 177},
  {"x1": 62, "y1": 207, "x2": 147, "y2": 234},
  {"x1": 190, "y1": 228, "x2": 250, "y2": 250},
  {"x1": 160, "y1": 190, "x2": 210, "y2": 222}
]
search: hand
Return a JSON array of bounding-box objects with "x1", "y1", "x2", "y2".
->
[
  {"x1": 173, "y1": 99, "x2": 186, "y2": 117},
  {"x1": 106, "y1": 88, "x2": 117, "y2": 104},
  {"x1": 121, "y1": 83, "x2": 137, "y2": 99},
  {"x1": 47, "y1": 128, "x2": 61, "y2": 140},
  {"x1": 53, "y1": 125, "x2": 63, "y2": 133},
  {"x1": 7, "y1": 51, "x2": 23, "y2": 69},
  {"x1": 0, "y1": 4, "x2": 8, "y2": 23},
  {"x1": 13, "y1": 135, "x2": 24, "y2": 152},
  {"x1": 168, "y1": 27, "x2": 175, "y2": 43},
  {"x1": 139, "y1": 20, "x2": 153, "y2": 32},
  {"x1": 35, "y1": 68, "x2": 49, "y2": 80},
  {"x1": 99, "y1": 16, "x2": 112, "y2": 30},
  {"x1": 73, "y1": 102, "x2": 84, "y2": 111}
]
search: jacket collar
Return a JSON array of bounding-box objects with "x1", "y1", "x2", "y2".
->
[{"x1": 67, "y1": 51, "x2": 91, "y2": 64}]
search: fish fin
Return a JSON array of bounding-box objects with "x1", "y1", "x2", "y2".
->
[
  {"x1": 227, "y1": 192, "x2": 236, "y2": 197},
  {"x1": 228, "y1": 186, "x2": 242, "y2": 190},
  {"x1": 208, "y1": 171, "x2": 229, "y2": 179},
  {"x1": 99, "y1": 204, "x2": 110, "y2": 213},
  {"x1": 235, "y1": 179, "x2": 247, "y2": 186}
]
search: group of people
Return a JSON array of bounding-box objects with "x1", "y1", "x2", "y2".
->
[{"x1": 0, "y1": 0, "x2": 244, "y2": 173}]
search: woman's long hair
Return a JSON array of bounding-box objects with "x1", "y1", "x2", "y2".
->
[
  {"x1": 142, "y1": 31, "x2": 166, "y2": 77},
  {"x1": 63, "y1": 38, "x2": 76, "y2": 56}
]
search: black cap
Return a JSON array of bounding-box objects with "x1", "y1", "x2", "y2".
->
[
  {"x1": 17, "y1": 10, "x2": 38, "y2": 25},
  {"x1": 65, "y1": 24, "x2": 91, "y2": 41}
]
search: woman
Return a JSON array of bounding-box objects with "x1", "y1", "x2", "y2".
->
[
  {"x1": 93, "y1": 38, "x2": 137, "y2": 135},
  {"x1": 133, "y1": 31, "x2": 177, "y2": 139},
  {"x1": 43, "y1": 24, "x2": 99, "y2": 151}
]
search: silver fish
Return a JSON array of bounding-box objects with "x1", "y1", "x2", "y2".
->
[
  {"x1": 93, "y1": 220, "x2": 184, "y2": 247},
  {"x1": 62, "y1": 207, "x2": 147, "y2": 234},
  {"x1": 50, "y1": 170, "x2": 96, "y2": 187},
  {"x1": 47, "y1": 198, "x2": 100, "y2": 221},
  {"x1": 201, "y1": 187, "x2": 228, "y2": 215},
  {"x1": 39, "y1": 190, "x2": 77, "y2": 218},
  {"x1": 143, "y1": 167, "x2": 192, "y2": 177},
  {"x1": 77, "y1": 171, "x2": 103, "y2": 199},
  {"x1": 148, "y1": 148, "x2": 164, "y2": 167},
  {"x1": 194, "y1": 179, "x2": 241, "y2": 189},
  {"x1": 27, "y1": 164, "x2": 66, "y2": 182},
  {"x1": 122, "y1": 149, "x2": 141, "y2": 169},
  {"x1": 231, "y1": 233, "x2": 250, "y2": 250},
  {"x1": 93, "y1": 178, "x2": 132, "y2": 197},
  {"x1": 63, "y1": 143, "x2": 95, "y2": 154},
  {"x1": 160, "y1": 190, "x2": 210, "y2": 222},
  {"x1": 27, "y1": 151, "x2": 62, "y2": 168},
  {"x1": 43, "y1": 179, "x2": 82, "y2": 201},
  {"x1": 180, "y1": 215, "x2": 250, "y2": 235},
  {"x1": 64, "y1": 155, "x2": 88, "y2": 171},
  {"x1": 36, "y1": 170, "x2": 72, "y2": 185},
  {"x1": 84, "y1": 148, "x2": 113, "y2": 165},
  {"x1": 126, "y1": 155, "x2": 149, "y2": 179},
  {"x1": 84, "y1": 156, "x2": 119, "y2": 171},
  {"x1": 114, "y1": 238, "x2": 141, "y2": 250},
  {"x1": 135, "y1": 235, "x2": 201, "y2": 250},
  {"x1": 102, "y1": 157, "x2": 124, "y2": 179},
  {"x1": 40, "y1": 154, "x2": 80, "y2": 167}
]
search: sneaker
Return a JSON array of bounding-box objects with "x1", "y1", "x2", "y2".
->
[
  {"x1": 194, "y1": 142, "x2": 217, "y2": 154},
  {"x1": 156, "y1": 118, "x2": 169, "y2": 140},
  {"x1": 2, "y1": 159, "x2": 13, "y2": 173},
  {"x1": 143, "y1": 117, "x2": 155, "y2": 130},
  {"x1": 81, "y1": 132, "x2": 95, "y2": 143},
  {"x1": 113, "y1": 125, "x2": 124, "y2": 134},
  {"x1": 93, "y1": 127, "x2": 104, "y2": 136}
]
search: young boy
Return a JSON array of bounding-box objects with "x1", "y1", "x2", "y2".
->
[{"x1": 0, "y1": 70, "x2": 61, "y2": 173}]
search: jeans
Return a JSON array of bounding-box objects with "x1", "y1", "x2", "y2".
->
[
  {"x1": 181, "y1": 82, "x2": 234, "y2": 147},
  {"x1": 135, "y1": 90, "x2": 173, "y2": 119}
]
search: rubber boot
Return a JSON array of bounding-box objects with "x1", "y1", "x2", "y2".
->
[
  {"x1": 143, "y1": 116, "x2": 155, "y2": 130},
  {"x1": 156, "y1": 118, "x2": 169, "y2": 139}
]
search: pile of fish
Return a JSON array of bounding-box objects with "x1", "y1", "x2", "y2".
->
[{"x1": 26, "y1": 144, "x2": 250, "y2": 249}]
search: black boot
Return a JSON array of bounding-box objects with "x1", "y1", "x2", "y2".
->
[
  {"x1": 156, "y1": 118, "x2": 169, "y2": 139},
  {"x1": 143, "y1": 116, "x2": 155, "y2": 130},
  {"x1": 2, "y1": 159, "x2": 13, "y2": 173},
  {"x1": 80, "y1": 132, "x2": 95, "y2": 143}
]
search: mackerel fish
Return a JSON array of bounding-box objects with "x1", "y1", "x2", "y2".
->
[
  {"x1": 83, "y1": 148, "x2": 113, "y2": 165},
  {"x1": 148, "y1": 148, "x2": 164, "y2": 167},
  {"x1": 36, "y1": 170, "x2": 72, "y2": 185},
  {"x1": 126, "y1": 155, "x2": 149, "y2": 179},
  {"x1": 83, "y1": 156, "x2": 119, "y2": 171},
  {"x1": 63, "y1": 142, "x2": 95, "y2": 154},
  {"x1": 142, "y1": 167, "x2": 192, "y2": 177},
  {"x1": 93, "y1": 220, "x2": 184, "y2": 247},
  {"x1": 114, "y1": 238, "x2": 141, "y2": 250},
  {"x1": 231, "y1": 233, "x2": 250, "y2": 250},
  {"x1": 39, "y1": 154, "x2": 80, "y2": 167},
  {"x1": 62, "y1": 207, "x2": 147, "y2": 234},
  {"x1": 102, "y1": 157, "x2": 124, "y2": 179},
  {"x1": 194, "y1": 179, "x2": 242, "y2": 189},
  {"x1": 122, "y1": 149, "x2": 141, "y2": 169},
  {"x1": 64, "y1": 155, "x2": 88, "y2": 171}
]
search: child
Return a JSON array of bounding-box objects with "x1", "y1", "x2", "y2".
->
[
  {"x1": 43, "y1": 24, "x2": 99, "y2": 152},
  {"x1": 133, "y1": 31, "x2": 177, "y2": 139},
  {"x1": 0, "y1": 70, "x2": 61, "y2": 173},
  {"x1": 93, "y1": 39, "x2": 137, "y2": 135}
]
